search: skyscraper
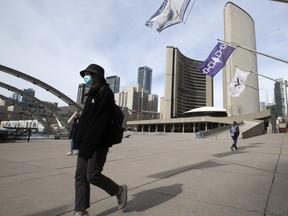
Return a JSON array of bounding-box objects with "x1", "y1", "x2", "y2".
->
[
  {"x1": 148, "y1": 94, "x2": 158, "y2": 114},
  {"x1": 138, "y1": 66, "x2": 152, "y2": 94},
  {"x1": 274, "y1": 78, "x2": 287, "y2": 117},
  {"x1": 12, "y1": 88, "x2": 35, "y2": 103},
  {"x1": 114, "y1": 84, "x2": 158, "y2": 120},
  {"x1": 77, "y1": 83, "x2": 89, "y2": 105},
  {"x1": 106, "y1": 75, "x2": 120, "y2": 93},
  {"x1": 22, "y1": 88, "x2": 35, "y2": 103},
  {"x1": 163, "y1": 46, "x2": 213, "y2": 119},
  {"x1": 11, "y1": 92, "x2": 21, "y2": 102}
]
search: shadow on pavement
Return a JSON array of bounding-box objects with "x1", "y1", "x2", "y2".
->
[
  {"x1": 24, "y1": 205, "x2": 71, "y2": 216},
  {"x1": 147, "y1": 160, "x2": 227, "y2": 179},
  {"x1": 95, "y1": 184, "x2": 183, "y2": 216},
  {"x1": 213, "y1": 145, "x2": 259, "y2": 158}
]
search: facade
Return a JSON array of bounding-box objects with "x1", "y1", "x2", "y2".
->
[
  {"x1": 12, "y1": 88, "x2": 35, "y2": 103},
  {"x1": 128, "y1": 109, "x2": 271, "y2": 134},
  {"x1": 0, "y1": 99, "x2": 5, "y2": 106},
  {"x1": 223, "y1": 2, "x2": 260, "y2": 116},
  {"x1": 138, "y1": 66, "x2": 152, "y2": 94},
  {"x1": 148, "y1": 94, "x2": 158, "y2": 114},
  {"x1": 11, "y1": 92, "x2": 22, "y2": 102},
  {"x1": 115, "y1": 84, "x2": 158, "y2": 120},
  {"x1": 22, "y1": 88, "x2": 35, "y2": 103},
  {"x1": 274, "y1": 78, "x2": 287, "y2": 117},
  {"x1": 106, "y1": 75, "x2": 120, "y2": 93},
  {"x1": 77, "y1": 83, "x2": 89, "y2": 105},
  {"x1": 77, "y1": 76, "x2": 120, "y2": 104},
  {"x1": 0, "y1": 101, "x2": 60, "y2": 128},
  {"x1": 162, "y1": 46, "x2": 213, "y2": 119}
]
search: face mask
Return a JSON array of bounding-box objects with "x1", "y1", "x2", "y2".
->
[{"x1": 83, "y1": 75, "x2": 93, "y2": 85}]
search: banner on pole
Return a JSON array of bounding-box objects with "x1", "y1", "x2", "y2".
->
[{"x1": 199, "y1": 42, "x2": 235, "y2": 77}]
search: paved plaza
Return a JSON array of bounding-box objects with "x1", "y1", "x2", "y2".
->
[{"x1": 0, "y1": 132, "x2": 287, "y2": 216}]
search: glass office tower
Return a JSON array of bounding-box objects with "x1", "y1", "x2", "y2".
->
[{"x1": 138, "y1": 66, "x2": 152, "y2": 94}]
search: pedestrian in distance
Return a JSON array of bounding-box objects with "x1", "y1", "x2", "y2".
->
[
  {"x1": 230, "y1": 121, "x2": 240, "y2": 151},
  {"x1": 66, "y1": 111, "x2": 81, "y2": 156},
  {"x1": 73, "y1": 64, "x2": 127, "y2": 216}
]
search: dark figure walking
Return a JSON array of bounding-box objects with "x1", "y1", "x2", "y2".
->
[
  {"x1": 73, "y1": 64, "x2": 127, "y2": 216},
  {"x1": 230, "y1": 121, "x2": 240, "y2": 151},
  {"x1": 67, "y1": 111, "x2": 80, "y2": 156}
]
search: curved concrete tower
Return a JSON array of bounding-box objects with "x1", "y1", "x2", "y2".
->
[
  {"x1": 163, "y1": 46, "x2": 213, "y2": 119},
  {"x1": 223, "y1": 2, "x2": 260, "y2": 116}
]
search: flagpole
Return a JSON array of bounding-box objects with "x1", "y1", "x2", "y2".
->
[
  {"x1": 237, "y1": 66, "x2": 288, "y2": 123},
  {"x1": 235, "y1": 65, "x2": 288, "y2": 87},
  {"x1": 217, "y1": 39, "x2": 288, "y2": 65},
  {"x1": 184, "y1": 0, "x2": 197, "y2": 24}
]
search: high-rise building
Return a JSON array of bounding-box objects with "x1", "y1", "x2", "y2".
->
[
  {"x1": 77, "y1": 75, "x2": 120, "y2": 105},
  {"x1": 77, "y1": 83, "x2": 89, "y2": 105},
  {"x1": 274, "y1": 78, "x2": 287, "y2": 117},
  {"x1": 148, "y1": 94, "x2": 158, "y2": 114},
  {"x1": 223, "y1": 2, "x2": 260, "y2": 116},
  {"x1": 106, "y1": 75, "x2": 120, "y2": 93},
  {"x1": 163, "y1": 46, "x2": 213, "y2": 119},
  {"x1": 22, "y1": 88, "x2": 35, "y2": 103},
  {"x1": 138, "y1": 66, "x2": 152, "y2": 94},
  {"x1": 11, "y1": 92, "x2": 21, "y2": 102},
  {"x1": 11, "y1": 88, "x2": 35, "y2": 103},
  {"x1": 115, "y1": 84, "x2": 143, "y2": 112},
  {"x1": 114, "y1": 84, "x2": 158, "y2": 120}
]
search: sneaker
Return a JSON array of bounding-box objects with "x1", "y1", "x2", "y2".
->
[
  {"x1": 116, "y1": 184, "x2": 127, "y2": 210},
  {"x1": 73, "y1": 150, "x2": 79, "y2": 155},
  {"x1": 74, "y1": 211, "x2": 88, "y2": 216},
  {"x1": 66, "y1": 152, "x2": 73, "y2": 156}
]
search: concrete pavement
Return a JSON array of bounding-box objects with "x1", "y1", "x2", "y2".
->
[{"x1": 0, "y1": 132, "x2": 287, "y2": 216}]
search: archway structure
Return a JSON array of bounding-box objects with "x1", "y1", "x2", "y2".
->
[
  {"x1": 0, "y1": 64, "x2": 82, "y2": 111},
  {"x1": 0, "y1": 94, "x2": 54, "y2": 133},
  {"x1": 0, "y1": 82, "x2": 71, "y2": 131}
]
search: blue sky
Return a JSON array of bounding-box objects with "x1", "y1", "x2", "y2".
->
[{"x1": 0, "y1": 0, "x2": 287, "y2": 109}]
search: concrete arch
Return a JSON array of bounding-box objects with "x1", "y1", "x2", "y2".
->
[
  {"x1": 0, "y1": 64, "x2": 82, "y2": 111},
  {"x1": 0, "y1": 94, "x2": 54, "y2": 133},
  {"x1": 0, "y1": 82, "x2": 72, "y2": 131}
]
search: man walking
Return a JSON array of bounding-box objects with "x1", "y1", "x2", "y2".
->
[
  {"x1": 230, "y1": 121, "x2": 240, "y2": 151},
  {"x1": 73, "y1": 64, "x2": 127, "y2": 216}
]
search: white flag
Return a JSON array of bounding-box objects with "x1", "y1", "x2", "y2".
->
[
  {"x1": 145, "y1": 0, "x2": 192, "y2": 32},
  {"x1": 228, "y1": 67, "x2": 250, "y2": 97}
]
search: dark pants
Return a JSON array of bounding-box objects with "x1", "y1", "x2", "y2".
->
[
  {"x1": 75, "y1": 148, "x2": 119, "y2": 211},
  {"x1": 232, "y1": 137, "x2": 238, "y2": 149}
]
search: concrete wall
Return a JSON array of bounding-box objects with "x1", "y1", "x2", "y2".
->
[
  {"x1": 163, "y1": 47, "x2": 174, "y2": 119},
  {"x1": 242, "y1": 121, "x2": 266, "y2": 139}
]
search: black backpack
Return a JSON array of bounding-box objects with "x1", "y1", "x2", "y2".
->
[
  {"x1": 99, "y1": 85, "x2": 125, "y2": 144},
  {"x1": 111, "y1": 104, "x2": 125, "y2": 144}
]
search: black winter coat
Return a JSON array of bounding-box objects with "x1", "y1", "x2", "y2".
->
[
  {"x1": 74, "y1": 83, "x2": 114, "y2": 159},
  {"x1": 69, "y1": 118, "x2": 79, "y2": 140}
]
